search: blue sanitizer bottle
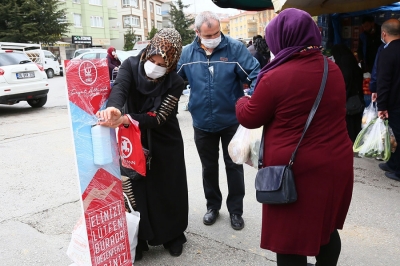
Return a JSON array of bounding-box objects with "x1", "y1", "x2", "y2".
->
[{"x1": 91, "y1": 125, "x2": 113, "y2": 166}]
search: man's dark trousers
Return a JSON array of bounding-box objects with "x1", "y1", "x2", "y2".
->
[
  {"x1": 194, "y1": 124, "x2": 245, "y2": 215},
  {"x1": 387, "y1": 109, "x2": 400, "y2": 177}
]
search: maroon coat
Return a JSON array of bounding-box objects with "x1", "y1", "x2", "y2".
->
[{"x1": 236, "y1": 51, "x2": 354, "y2": 256}]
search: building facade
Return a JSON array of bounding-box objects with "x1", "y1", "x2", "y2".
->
[
  {"x1": 109, "y1": 0, "x2": 163, "y2": 49},
  {"x1": 59, "y1": 0, "x2": 119, "y2": 59}
]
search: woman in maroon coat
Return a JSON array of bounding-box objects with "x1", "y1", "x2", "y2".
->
[
  {"x1": 236, "y1": 8, "x2": 354, "y2": 266},
  {"x1": 107, "y1": 46, "x2": 121, "y2": 80}
]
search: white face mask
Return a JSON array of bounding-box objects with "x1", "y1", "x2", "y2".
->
[
  {"x1": 144, "y1": 60, "x2": 167, "y2": 79},
  {"x1": 381, "y1": 34, "x2": 386, "y2": 44},
  {"x1": 200, "y1": 35, "x2": 221, "y2": 49},
  {"x1": 112, "y1": 51, "x2": 116, "y2": 56}
]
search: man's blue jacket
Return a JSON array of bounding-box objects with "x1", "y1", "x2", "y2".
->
[{"x1": 177, "y1": 33, "x2": 260, "y2": 132}]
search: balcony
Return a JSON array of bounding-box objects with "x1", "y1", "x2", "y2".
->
[
  {"x1": 248, "y1": 27, "x2": 257, "y2": 33},
  {"x1": 108, "y1": 8, "x2": 118, "y2": 19},
  {"x1": 247, "y1": 19, "x2": 257, "y2": 24}
]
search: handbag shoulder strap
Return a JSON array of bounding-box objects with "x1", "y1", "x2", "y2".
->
[{"x1": 258, "y1": 56, "x2": 329, "y2": 169}]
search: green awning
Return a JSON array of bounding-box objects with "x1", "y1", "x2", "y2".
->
[{"x1": 211, "y1": 0, "x2": 399, "y2": 15}]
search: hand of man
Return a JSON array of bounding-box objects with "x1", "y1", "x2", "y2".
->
[
  {"x1": 378, "y1": 110, "x2": 389, "y2": 119},
  {"x1": 371, "y1": 93, "x2": 377, "y2": 102}
]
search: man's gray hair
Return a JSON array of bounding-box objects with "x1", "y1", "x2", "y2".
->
[
  {"x1": 382, "y1": 19, "x2": 400, "y2": 36},
  {"x1": 195, "y1": 11, "x2": 220, "y2": 32}
]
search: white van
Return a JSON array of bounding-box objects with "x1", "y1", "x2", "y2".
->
[{"x1": 0, "y1": 42, "x2": 61, "y2": 78}]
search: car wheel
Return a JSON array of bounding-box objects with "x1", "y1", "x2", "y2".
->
[
  {"x1": 46, "y1": 69, "x2": 54, "y2": 79},
  {"x1": 27, "y1": 95, "x2": 47, "y2": 108}
]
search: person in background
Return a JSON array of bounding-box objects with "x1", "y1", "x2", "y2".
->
[
  {"x1": 236, "y1": 8, "x2": 353, "y2": 266},
  {"x1": 253, "y1": 37, "x2": 270, "y2": 68},
  {"x1": 376, "y1": 19, "x2": 400, "y2": 182},
  {"x1": 370, "y1": 43, "x2": 385, "y2": 103},
  {"x1": 177, "y1": 11, "x2": 260, "y2": 231},
  {"x1": 247, "y1": 35, "x2": 262, "y2": 56},
  {"x1": 97, "y1": 29, "x2": 189, "y2": 259},
  {"x1": 331, "y1": 44, "x2": 364, "y2": 143},
  {"x1": 357, "y1": 15, "x2": 381, "y2": 73},
  {"x1": 106, "y1": 46, "x2": 121, "y2": 80}
]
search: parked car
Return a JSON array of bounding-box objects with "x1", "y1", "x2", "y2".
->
[
  {"x1": 72, "y1": 49, "x2": 132, "y2": 63},
  {"x1": 0, "y1": 50, "x2": 49, "y2": 108},
  {"x1": 0, "y1": 42, "x2": 61, "y2": 79},
  {"x1": 72, "y1": 48, "x2": 103, "y2": 58}
]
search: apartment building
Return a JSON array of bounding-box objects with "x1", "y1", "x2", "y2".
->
[
  {"x1": 58, "y1": 0, "x2": 119, "y2": 58},
  {"x1": 228, "y1": 10, "x2": 277, "y2": 40},
  {"x1": 221, "y1": 18, "x2": 230, "y2": 36},
  {"x1": 109, "y1": 0, "x2": 164, "y2": 49}
]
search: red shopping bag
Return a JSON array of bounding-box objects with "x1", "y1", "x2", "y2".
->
[{"x1": 118, "y1": 115, "x2": 146, "y2": 176}]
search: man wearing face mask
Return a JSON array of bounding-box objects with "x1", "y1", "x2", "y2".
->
[
  {"x1": 357, "y1": 15, "x2": 381, "y2": 73},
  {"x1": 107, "y1": 47, "x2": 121, "y2": 80},
  {"x1": 177, "y1": 11, "x2": 260, "y2": 231},
  {"x1": 375, "y1": 19, "x2": 400, "y2": 182}
]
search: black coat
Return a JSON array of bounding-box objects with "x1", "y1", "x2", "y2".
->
[{"x1": 107, "y1": 55, "x2": 188, "y2": 245}]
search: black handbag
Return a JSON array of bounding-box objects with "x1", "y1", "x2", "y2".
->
[
  {"x1": 346, "y1": 95, "x2": 364, "y2": 115},
  {"x1": 255, "y1": 56, "x2": 329, "y2": 204}
]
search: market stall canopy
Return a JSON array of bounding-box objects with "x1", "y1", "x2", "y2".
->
[
  {"x1": 211, "y1": 0, "x2": 274, "y2": 11},
  {"x1": 211, "y1": 0, "x2": 399, "y2": 15},
  {"x1": 272, "y1": 0, "x2": 400, "y2": 15}
]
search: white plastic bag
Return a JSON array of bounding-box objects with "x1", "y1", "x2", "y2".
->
[
  {"x1": 228, "y1": 125, "x2": 251, "y2": 164},
  {"x1": 67, "y1": 216, "x2": 91, "y2": 266},
  {"x1": 353, "y1": 118, "x2": 390, "y2": 160},
  {"x1": 246, "y1": 127, "x2": 263, "y2": 169},
  {"x1": 362, "y1": 102, "x2": 378, "y2": 129},
  {"x1": 124, "y1": 193, "x2": 140, "y2": 264}
]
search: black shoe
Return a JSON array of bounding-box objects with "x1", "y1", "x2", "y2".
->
[
  {"x1": 385, "y1": 172, "x2": 400, "y2": 182},
  {"x1": 230, "y1": 214, "x2": 244, "y2": 230},
  {"x1": 168, "y1": 244, "x2": 183, "y2": 257},
  {"x1": 203, "y1": 209, "x2": 219, "y2": 225},
  {"x1": 135, "y1": 248, "x2": 143, "y2": 261},
  {"x1": 379, "y1": 163, "x2": 395, "y2": 173}
]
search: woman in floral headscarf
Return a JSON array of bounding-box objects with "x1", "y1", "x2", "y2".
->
[
  {"x1": 97, "y1": 29, "x2": 188, "y2": 260},
  {"x1": 236, "y1": 8, "x2": 353, "y2": 266}
]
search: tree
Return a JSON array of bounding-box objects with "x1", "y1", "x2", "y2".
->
[
  {"x1": 0, "y1": 0, "x2": 70, "y2": 44},
  {"x1": 123, "y1": 27, "x2": 137, "y2": 51},
  {"x1": 147, "y1": 27, "x2": 158, "y2": 40},
  {"x1": 169, "y1": 0, "x2": 195, "y2": 45}
]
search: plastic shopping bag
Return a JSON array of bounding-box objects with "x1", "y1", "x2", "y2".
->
[
  {"x1": 118, "y1": 115, "x2": 146, "y2": 176},
  {"x1": 228, "y1": 125, "x2": 251, "y2": 164},
  {"x1": 246, "y1": 127, "x2": 263, "y2": 169},
  {"x1": 67, "y1": 216, "x2": 91, "y2": 266},
  {"x1": 123, "y1": 193, "x2": 140, "y2": 264},
  {"x1": 361, "y1": 102, "x2": 378, "y2": 129},
  {"x1": 353, "y1": 118, "x2": 391, "y2": 160},
  {"x1": 389, "y1": 126, "x2": 398, "y2": 153}
]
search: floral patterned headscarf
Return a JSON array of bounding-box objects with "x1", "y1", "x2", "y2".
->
[{"x1": 141, "y1": 28, "x2": 182, "y2": 73}]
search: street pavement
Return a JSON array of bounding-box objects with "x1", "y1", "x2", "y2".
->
[{"x1": 0, "y1": 76, "x2": 399, "y2": 266}]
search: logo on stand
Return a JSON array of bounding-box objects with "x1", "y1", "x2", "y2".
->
[
  {"x1": 78, "y1": 61, "x2": 98, "y2": 86},
  {"x1": 120, "y1": 137, "x2": 133, "y2": 159}
]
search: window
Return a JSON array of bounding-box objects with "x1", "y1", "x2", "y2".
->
[
  {"x1": 73, "y1": 14, "x2": 82, "y2": 27},
  {"x1": 72, "y1": 0, "x2": 80, "y2": 3},
  {"x1": 81, "y1": 53, "x2": 97, "y2": 59},
  {"x1": 144, "y1": 18, "x2": 147, "y2": 29},
  {"x1": 142, "y1": 0, "x2": 146, "y2": 9},
  {"x1": 123, "y1": 15, "x2": 140, "y2": 28},
  {"x1": 150, "y1": 3, "x2": 153, "y2": 13},
  {"x1": 90, "y1": 16, "x2": 104, "y2": 27},
  {"x1": 89, "y1": 0, "x2": 102, "y2": 5},
  {"x1": 44, "y1": 51, "x2": 55, "y2": 60},
  {"x1": 122, "y1": 0, "x2": 137, "y2": 7},
  {"x1": 156, "y1": 5, "x2": 161, "y2": 15},
  {"x1": 157, "y1": 21, "x2": 162, "y2": 30}
]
